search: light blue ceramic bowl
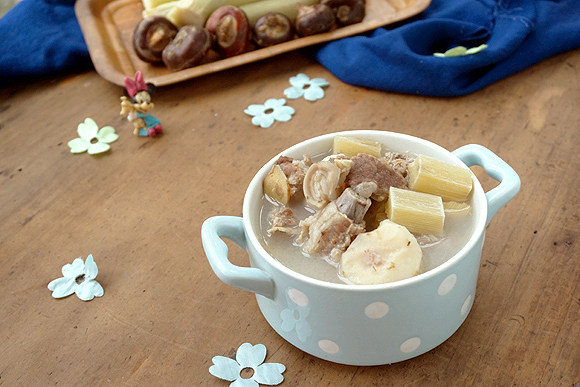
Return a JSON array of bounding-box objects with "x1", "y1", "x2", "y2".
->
[{"x1": 202, "y1": 131, "x2": 520, "y2": 365}]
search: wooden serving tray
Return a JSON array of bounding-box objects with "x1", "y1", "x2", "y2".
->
[{"x1": 75, "y1": 0, "x2": 431, "y2": 86}]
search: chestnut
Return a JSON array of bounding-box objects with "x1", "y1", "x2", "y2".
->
[
  {"x1": 322, "y1": 0, "x2": 366, "y2": 26},
  {"x1": 133, "y1": 16, "x2": 179, "y2": 63},
  {"x1": 253, "y1": 12, "x2": 295, "y2": 47},
  {"x1": 295, "y1": 4, "x2": 335, "y2": 37},
  {"x1": 205, "y1": 5, "x2": 251, "y2": 57},
  {"x1": 162, "y1": 26, "x2": 212, "y2": 71}
]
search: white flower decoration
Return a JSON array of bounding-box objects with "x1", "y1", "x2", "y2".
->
[
  {"x1": 48, "y1": 254, "x2": 104, "y2": 301},
  {"x1": 209, "y1": 343, "x2": 285, "y2": 386},
  {"x1": 68, "y1": 118, "x2": 119, "y2": 154},
  {"x1": 244, "y1": 98, "x2": 295, "y2": 128},
  {"x1": 284, "y1": 73, "x2": 329, "y2": 102}
]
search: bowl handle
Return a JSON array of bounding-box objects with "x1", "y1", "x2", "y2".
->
[
  {"x1": 452, "y1": 144, "x2": 521, "y2": 227},
  {"x1": 201, "y1": 216, "x2": 275, "y2": 299}
]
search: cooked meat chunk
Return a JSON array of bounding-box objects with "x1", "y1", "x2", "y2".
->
[
  {"x1": 275, "y1": 155, "x2": 312, "y2": 196},
  {"x1": 335, "y1": 186, "x2": 373, "y2": 224},
  {"x1": 345, "y1": 154, "x2": 408, "y2": 201},
  {"x1": 323, "y1": 154, "x2": 353, "y2": 184},
  {"x1": 383, "y1": 152, "x2": 414, "y2": 178},
  {"x1": 302, "y1": 156, "x2": 353, "y2": 209},
  {"x1": 303, "y1": 160, "x2": 342, "y2": 209},
  {"x1": 275, "y1": 156, "x2": 294, "y2": 166},
  {"x1": 351, "y1": 181, "x2": 378, "y2": 199},
  {"x1": 268, "y1": 206, "x2": 299, "y2": 235},
  {"x1": 297, "y1": 202, "x2": 364, "y2": 262}
]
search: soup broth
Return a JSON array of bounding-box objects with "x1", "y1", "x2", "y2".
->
[{"x1": 257, "y1": 139, "x2": 476, "y2": 284}]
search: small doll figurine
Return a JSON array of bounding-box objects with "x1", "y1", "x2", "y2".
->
[{"x1": 120, "y1": 71, "x2": 163, "y2": 137}]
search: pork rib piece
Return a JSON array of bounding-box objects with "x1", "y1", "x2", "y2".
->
[
  {"x1": 298, "y1": 202, "x2": 364, "y2": 262},
  {"x1": 345, "y1": 154, "x2": 408, "y2": 201}
]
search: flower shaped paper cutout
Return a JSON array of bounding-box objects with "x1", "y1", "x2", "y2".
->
[
  {"x1": 209, "y1": 343, "x2": 285, "y2": 386},
  {"x1": 68, "y1": 118, "x2": 119, "y2": 154},
  {"x1": 434, "y1": 44, "x2": 488, "y2": 57},
  {"x1": 48, "y1": 254, "x2": 104, "y2": 301},
  {"x1": 244, "y1": 99, "x2": 295, "y2": 128},
  {"x1": 284, "y1": 73, "x2": 329, "y2": 101},
  {"x1": 280, "y1": 292, "x2": 312, "y2": 342}
]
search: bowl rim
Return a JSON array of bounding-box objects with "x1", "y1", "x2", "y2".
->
[{"x1": 242, "y1": 130, "x2": 488, "y2": 291}]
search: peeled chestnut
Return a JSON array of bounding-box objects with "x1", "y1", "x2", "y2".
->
[
  {"x1": 205, "y1": 5, "x2": 250, "y2": 57},
  {"x1": 295, "y1": 4, "x2": 335, "y2": 37},
  {"x1": 253, "y1": 12, "x2": 295, "y2": 47},
  {"x1": 162, "y1": 26, "x2": 212, "y2": 71},
  {"x1": 133, "y1": 16, "x2": 179, "y2": 63},
  {"x1": 322, "y1": 0, "x2": 366, "y2": 26}
]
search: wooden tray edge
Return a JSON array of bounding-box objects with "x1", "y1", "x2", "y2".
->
[{"x1": 76, "y1": 0, "x2": 432, "y2": 87}]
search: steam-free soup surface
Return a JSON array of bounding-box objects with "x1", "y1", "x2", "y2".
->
[
  {"x1": 259, "y1": 196, "x2": 474, "y2": 283},
  {"x1": 257, "y1": 141, "x2": 475, "y2": 284}
]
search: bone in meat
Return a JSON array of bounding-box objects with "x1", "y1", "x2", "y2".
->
[{"x1": 298, "y1": 202, "x2": 364, "y2": 262}]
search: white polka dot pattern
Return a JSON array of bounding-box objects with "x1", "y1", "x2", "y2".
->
[
  {"x1": 438, "y1": 274, "x2": 457, "y2": 295},
  {"x1": 461, "y1": 295, "x2": 473, "y2": 316},
  {"x1": 364, "y1": 302, "x2": 390, "y2": 319},
  {"x1": 400, "y1": 337, "x2": 421, "y2": 353},
  {"x1": 318, "y1": 339, "x2": 340, "y2": 354},
  {"x1": 279, "y1": 282, "x2": 473, "y2": 362},
  {"x1": 287, "y1": 288, "x2": 309, "y2": 307}
]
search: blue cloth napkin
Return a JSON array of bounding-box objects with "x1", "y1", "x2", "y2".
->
[
  {"x1": 1, "y1": 0, "x2": 579, "y2": 95},
  {"x1": 314, "y1": 0, "x2": 580, "y2": 96},
  {"x1": 0, "y1": 0, "x2": 91, "y2": 85}
]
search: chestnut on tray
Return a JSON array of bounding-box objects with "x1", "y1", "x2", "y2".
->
[
  {"x1": 133, "y1": 0, "x2": 366, "y2": 72},
  {"x1": 75, "y1": 0, "x2": 431, "y2": 86}
]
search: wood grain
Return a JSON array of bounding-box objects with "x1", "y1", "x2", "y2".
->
[{"x1": 0, "y1": 47, "x2": 579, "y2": 385}]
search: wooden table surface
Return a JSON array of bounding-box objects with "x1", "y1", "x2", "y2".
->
[{"x1": 1, "y1": 46, "x2": 579, "y2": 386}]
